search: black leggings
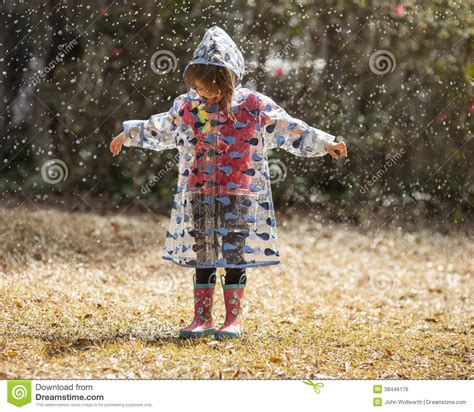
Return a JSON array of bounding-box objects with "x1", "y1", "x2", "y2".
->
[{"x1": 196, "y1": 268, "x2": 246, "y2": 285}]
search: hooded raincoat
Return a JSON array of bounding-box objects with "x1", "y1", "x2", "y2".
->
[{"x1": 122, "y1": 26, "x2": 337, "y2": 269}]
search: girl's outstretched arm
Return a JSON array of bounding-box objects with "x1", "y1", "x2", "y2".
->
[
  {"x1": 255, "y1": 91, "x2": 346, "y2": 158},
  {"x1": 120, "y1": 94, "x2": 187, "y2": 152}
]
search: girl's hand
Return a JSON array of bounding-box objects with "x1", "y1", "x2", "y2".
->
[
  {"x1": 110, "y1": 132, "x2": 126, "y2": 156},
  {"x1": 324, "y1": 141, "x2": 347, "y2": 160}
]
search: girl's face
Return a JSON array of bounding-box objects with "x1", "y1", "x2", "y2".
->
[{"x1": 193, "y1": 80, "x2": 222, "y2": 103}]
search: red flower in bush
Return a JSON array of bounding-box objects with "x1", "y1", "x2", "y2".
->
[
  {"x1": 438, "y1": 112, "x2": 448, "y2": 122},
  {"x1": 274, "y1": 67, "x2": 284, "y2": 77},
  {"x1": 395, "y1": 5, "x2": 405, "y2": 17},
  {"x1": 112, "y1": 47, "x2": 123, "y2": 58}
]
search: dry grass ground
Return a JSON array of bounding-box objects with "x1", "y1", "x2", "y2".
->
[{"x1": 0, "y1": 207, "x2": 472, "y2": 379}]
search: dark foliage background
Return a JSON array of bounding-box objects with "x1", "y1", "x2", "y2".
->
[{"x1": 1, "y1": 0, "x2": 472, "y2": 225}]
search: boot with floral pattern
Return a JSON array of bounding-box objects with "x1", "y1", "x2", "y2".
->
[
  {"x1": 214, "y1": 273, "x2": 246, "y2": 339},
  {"x1": 179, "y1": 272, "x2": 216, "y2": 339}
]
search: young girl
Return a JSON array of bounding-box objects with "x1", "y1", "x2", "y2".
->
[{"x1": 110, "y1": 26, "x2": 347, "y2": 340}]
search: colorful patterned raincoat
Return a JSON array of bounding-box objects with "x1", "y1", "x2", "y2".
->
[{"x1": 122, "y1": 26, "x2": 337, "y2": 268}]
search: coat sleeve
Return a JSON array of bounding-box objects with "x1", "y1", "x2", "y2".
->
[
  {"x1": 255, "y1": 91, "x2": 337, "y2": 157},
  {"x1": 122, "y1": 94, "x2": 186, "y2": 152}
]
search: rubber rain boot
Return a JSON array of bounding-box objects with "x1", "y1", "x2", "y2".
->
[
  {"x1": 179, "y1": 272, "x2": 216, "y2": 339},
  {"x1": 214, "y1": 273, "x2": 246, "y2": 339}
]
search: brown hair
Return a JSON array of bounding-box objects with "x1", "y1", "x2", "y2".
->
[{"x1": 184, "y1": 64, "x2": 238, "y2": 122}]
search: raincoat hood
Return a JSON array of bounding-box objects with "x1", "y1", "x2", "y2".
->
[{"x1": 182, "y1": 26, "x2": 245, "y2": 88}]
